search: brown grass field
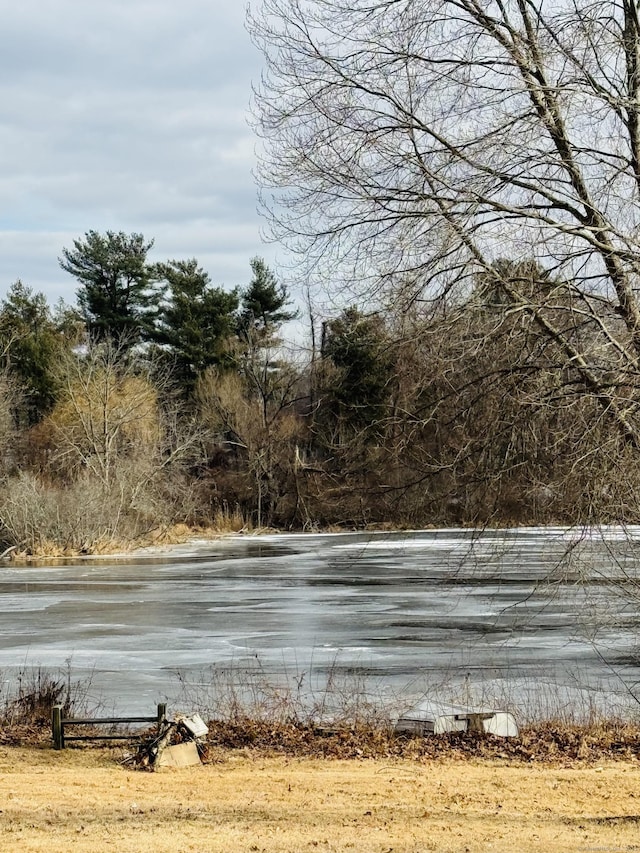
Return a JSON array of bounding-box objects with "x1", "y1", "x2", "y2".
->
[{"x1": 1, "y1": 745, "x2": 639, "y2": 853}]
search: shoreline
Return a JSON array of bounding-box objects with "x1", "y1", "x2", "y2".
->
[
  {"x1": 4, "y1": 717, "x2": 640, "y2": 764},
  {"x1": 5, "y1": 521, "x2": 640, "y2": 563}
]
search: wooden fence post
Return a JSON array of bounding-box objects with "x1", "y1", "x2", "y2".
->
[
  {"x1": 52, "y1": 705, "x2": 64, "y2": 750},
  {"x1": 50, "y1": 704, "x2": 166, "y2": 749}
]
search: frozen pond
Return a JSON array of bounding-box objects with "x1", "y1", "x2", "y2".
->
[{"x1": 1, "y1": 527, "x2": 640, "y2": 719}]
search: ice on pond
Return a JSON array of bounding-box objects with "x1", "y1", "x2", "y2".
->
[{"x1": 0, "y1": 528, "x2": 638, "y2": 717}]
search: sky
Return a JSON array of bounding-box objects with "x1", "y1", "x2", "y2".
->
[{"x1": 0, "y1": 0, "x2": 283, "y2": 309}]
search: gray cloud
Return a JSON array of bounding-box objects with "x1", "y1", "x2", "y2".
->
[{"x1": 0, "y1": 0, "x2": 277, "y2": 306}]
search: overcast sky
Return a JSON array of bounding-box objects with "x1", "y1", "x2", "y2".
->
[{"x1": 0, "y1": 0, "x2": 284, "y2": 309}]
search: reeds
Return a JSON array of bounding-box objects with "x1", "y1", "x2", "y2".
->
[
  {"x1": 171, "y1": 656, "x2": 399, "y2": 728},
  {"x1": 0, "y1": 663, "x2": 97, "y2": 744},
  {"x1": 210, "y1": 502, "x2": 252, "y2": 533}
]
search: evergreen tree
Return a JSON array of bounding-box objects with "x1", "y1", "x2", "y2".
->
[
  {"x1": 0, "y1": 281, "x2": 82, "y2": 423},
  {"x1": 320, "y1": 307, "x2": 394, "y2": 436},
  {"x1": 239, "y1": 257, "x2": 295, "y2": 341},
  {"x1": 59, "y1": 231, "x2": 158, "y2": 344},
  {"x1": 154, "y1": 259, "x2": 239, "y2": 390}
]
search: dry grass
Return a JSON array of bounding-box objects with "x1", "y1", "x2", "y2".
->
[
  {"x1": 2, "y1": 746, "x2": 640, "y2": 853},
  {"x1": 3, "y1": 671, "x2": 640, "y2": 853},
  {"x1": 3, "y1": 523, "x2": 234, "y2": 559},
  {"x1": 211, "y1": 502, "x2": 252, "y2": 533}
]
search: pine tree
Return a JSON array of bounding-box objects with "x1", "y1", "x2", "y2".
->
[
  {"x1": 59, "y1": 230, "x2": 158, "y2": 344},
  {"x1": 154, "y1": 258, "x2": 239, "y2": 390},
  {"x1": 238, "y1": 257, "x2": 295, "y2": 342}
]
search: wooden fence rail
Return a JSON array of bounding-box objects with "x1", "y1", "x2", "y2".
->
[{"x1": 52, "y1": 703, "x2": 167, "y2": 750}]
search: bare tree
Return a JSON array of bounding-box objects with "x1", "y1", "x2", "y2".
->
[
  {"x1": 0, "y1": 340, "x2": 204, "y2": 554},
  {"x1": 47, "y1": 341, "x2": 160, "y2": 491},
  {"x1": 196, "y1": 349, "x2": 308, "y2": 529},
  {"x1": 250, "y1": 0, "x2": 640, "y2": 449}
]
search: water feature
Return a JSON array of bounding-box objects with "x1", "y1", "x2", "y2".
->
[{"x1": 1, "y1": 527, "x2": 639, "y2": 719}]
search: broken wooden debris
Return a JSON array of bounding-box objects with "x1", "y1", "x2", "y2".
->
[{"x1": 125, "y1": 712, "x2": 210, "y2": 769}]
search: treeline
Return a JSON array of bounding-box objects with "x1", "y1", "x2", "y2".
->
[{"x1": 0, "y1": 234, "x2": 636, "y2": 554}]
